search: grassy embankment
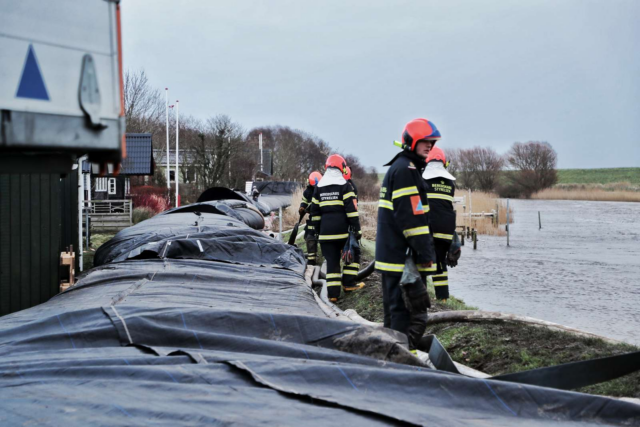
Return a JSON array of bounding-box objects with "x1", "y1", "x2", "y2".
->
[
  {"x1": 82, "y1": 233, "x2": 116, "y2": 271},
  {"x1": 333, "y1": 240, "x2": 640, "y2": 399}
]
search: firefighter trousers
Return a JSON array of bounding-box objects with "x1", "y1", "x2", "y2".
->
[
  {"x1": 381, "y1": 273, "x2": 429, "y2": 350},
  {"x1": 320, "y1": 238, "x2": 347, "y2": 300},
  {"x1": 305, "y1": 236, "x2": 318, "y2": 266},
  {"x1": 433, "y1": 239, "x2": 451, "y2": 300}
]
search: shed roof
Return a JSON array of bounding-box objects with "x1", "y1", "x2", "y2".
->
[{"x1": 121, "y1": 133, "x2": 153, "y2": 175}]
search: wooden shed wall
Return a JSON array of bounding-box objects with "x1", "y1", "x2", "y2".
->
[{"x1": 0, "y1": 173, "x2": 78, "y2": 316}]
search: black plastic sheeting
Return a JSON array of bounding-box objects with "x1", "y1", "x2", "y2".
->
[
  {"x1": 158, "y1": 199, "x2": 266, "y2": 230},
  {"x1": 1, "y1": 207, "x2": 639, "y2": 425},
  {"x1": 253, "y1": 181, "x2": 300, "y2": 195},
  {"x1": 196, "y1": 185, "x2": 296, "y2": 214}
]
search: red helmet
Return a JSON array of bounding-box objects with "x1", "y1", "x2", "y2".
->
[
  {"x1": 426, "y1": 146, "x2": 446, "y2": 164},
  {"x1": 325, "y1": 154, "x2": 347, "y2": 174},
  {"x1": 343, "y1": 166, "x2": 352, "y2": 180},
  {"x1": 308, "y1": 171, "x2": 322, "y2": 186},
  {"x1": 402, "y1": 118, "x2": 441, "y2": 151}
]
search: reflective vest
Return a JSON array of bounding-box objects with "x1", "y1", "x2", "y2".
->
[
  {"x1": 309, "y1": 183, "x2": 360, "y2": 241},
  {"x1": 424, "y1": 177, "x2": 456, "y2": 241}
]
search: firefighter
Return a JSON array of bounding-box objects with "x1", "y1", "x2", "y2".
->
[
  {"x1": 341, "y1": 166, "x2": 362, "y2": 288},
  {"x1": 343, "y1": 166, "x2": 358, "y2": 199},
  {"x1": 422, "y1": 147, "x2": 457, "y2": 301},
  {"x1": 375, "y1": 118, "x2": 438, "y2": 350},
  {"x1": 310, "y1": 154, "x2": 363, "y2": 301},
  {"x1": 300, "y1": 171, "x2": 323, "y2": 265}
]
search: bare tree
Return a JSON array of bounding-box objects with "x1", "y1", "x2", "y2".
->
[
  {"x1": 505, "y1": 141, "x2": 557, "y2": 197},
  {"x1": 187, "y1": 115, "x2": 244, "y2": 190},
  {"x1": 454, "y1": 147, "x2": 504, "y2": 191},
  {"x1": 124, "y1": 69, "x2": 165, "y2": 135}
]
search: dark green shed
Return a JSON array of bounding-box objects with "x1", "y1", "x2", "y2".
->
[{"x1": 0, "y1": 173, "x2": 78, "y2": 316}]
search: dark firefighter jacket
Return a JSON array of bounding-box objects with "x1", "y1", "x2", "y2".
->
[
  {"x1": 300, "y1": 185, "x2": 314, "y2": 211},
  {"x1": 309, "y1": 183, "x2": 360, "y2": 241},
  {"x1": 424, "y1": 177, "x2": 456, "y2": 241},
  {"x1": 348, "y1": 179, "x2": 358, "y2": 199},
  {"x1": 375, "y1": 151, "x2": 436, "y2": 275}
]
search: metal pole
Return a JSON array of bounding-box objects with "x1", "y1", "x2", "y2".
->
[
  {"x1": 77, "y1": 156, "x2": 85, "y2": 272},
  {"x1": 506, "y1": 198, "x2": 510, "y2": 247},
  {"x1": 468, "y1": 188, "x2": 472, "y2": 229},
  {"x1": 165, "y1": 88, "x2": 170, "y2": 189},
  {"x1": 279, "y1": 207, "x2": 283, "y2": 240},
  {"x1": 175, "y1": 100, "x2": 180, "y2": 207},
  {"x1": 259, "y1": 133, "x2": 263, "y2": 173},
  {"x1": 538, "y1": 211, "x2": 542, "y2": 230}
]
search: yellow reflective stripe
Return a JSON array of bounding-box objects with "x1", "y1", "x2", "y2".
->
[
  {"x1": 403, "y1": 226, "x2": 430, "y2": 238},
  {"x1": 432, "y1": 233, "x2": 453, "y2": 240},
  {"x1": 433, "y1": 281, "x2": 449, "y2": 286},
  {"x1": 392, "y1": 186, "x2": 419, "y2": 200},
  {"x1": 326, "y1": 273, "x2": 342, "y2": 279},
  {"x1": 433, "y1": 272, "x2": 449, "y2": 278},
  {"x1": 301, "y1": 197, "x2": 308, "y2": 203},
  {"x1": 378, "y1": 200, "x2": 393, "y2": 210},
  {"x1": 427, "y1": 193, "x2": 454, "y2": 202},
  {"x1": 375, "y1": 261, "x2": 405, "y2": 272},
  {"x1": 311, "y1": 216, "x2": 321, "y2": 221},
  {"x1": 418, "y1": 265, "x2": 437, "y2": 272},
  {"x1": 312, "y1": 198, "x2": 319, "y2": 204},
  {"x1": 342, "y1": 270, "x2": 358, "y2": 275},
  {"x1": 345, "y1": 263, "x2": 360, "y2": 268},
  {"x1": 346, "y1": 212, "x2": 359, "y2": 218},
  {"x1": 343, "y1": 192, "x2": 356, "y2": 200},
  {"x1": 319, "y1": 200, "x2": 344, "y2": 207},
  {"x1": 319, "y1": 233, "x2": 349, "y2": 240},
  {"x1": 307, "y1": 225, "x2": 314, "y2": 230},
  {"x1": 327, "y1": 281, "x2": 342, "y2": 287}
]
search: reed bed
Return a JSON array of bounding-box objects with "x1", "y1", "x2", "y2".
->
[
  {"x1": 455, "y1": 191, "x2": 513, "y2": 237},
  {"x1": 533, "y1": 182, "x2": 640, "y2": 203}
]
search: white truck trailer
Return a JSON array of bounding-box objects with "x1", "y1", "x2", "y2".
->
[{"x1": 0, "y1": 0, "x2": 125, "y2": 172}]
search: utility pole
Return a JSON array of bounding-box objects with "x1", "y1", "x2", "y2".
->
[
  {"x1": 175, "y1": 100, "x2": 180, "y2": 207},
  {"x1": 165, "y1": 88, "x2": 170, "y2": 189},
  {"x1": 259, "y1": 133, "x2": 263, "y2": 173}
]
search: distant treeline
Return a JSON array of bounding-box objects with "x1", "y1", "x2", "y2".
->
[
  {"x1": 124, "y1": 70, "x2": 379, "y2": 199},
  {"x1": 445, "y1": 142, "x2": 558, "y2": 198}
]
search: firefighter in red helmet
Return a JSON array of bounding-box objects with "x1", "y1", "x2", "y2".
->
[
  {"x1": 300, "y1": 171, "x2": 323, "y2": 265},
  {"x1": 310, "y1": 154, "x2": 363, "y2": 301},
  {"x1": 375, "y1": 118, "x2": 438, "y2": 351},
  {"x1": 343, "y1": 166, "x2": 358, "y2": 199},
  {"x1": 423, "y1": 147, "x2": 457, "y2": 301}
]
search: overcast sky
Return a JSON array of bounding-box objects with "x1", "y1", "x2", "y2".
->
[{"x1": 122, "y1": 0, "x2": 640, "y2": 169}]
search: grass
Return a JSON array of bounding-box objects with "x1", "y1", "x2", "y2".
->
[
  {"x1": 533, "y1": 187, "x2": 640, "y2": 203},
  {"x1": 557, "y1": 168, "x2": 640, "y2": 185},
  {"x1": 82, "y1": 232, "x2": 116, "y2": 271},
  {"x1": 429, "y1": 322, "x2": 640, "y2": 398}
]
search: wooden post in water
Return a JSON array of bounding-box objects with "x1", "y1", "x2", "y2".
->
[
  {"x1": 538, "y1": 211, "x2": 542, "y2": 230},
  {"x1": 506, "y1": 198, "x2": 510, "y2": 247},
  {"x1": 461, "y1": 232, "x2": 465, "y2": 246},
  {"x1": 473, "y1": 229, "x2": 477, "y2": 250}
]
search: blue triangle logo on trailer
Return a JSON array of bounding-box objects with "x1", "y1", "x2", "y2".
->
[{"x1": 15, "y1": 44, "x2": 50, "y2": 101}]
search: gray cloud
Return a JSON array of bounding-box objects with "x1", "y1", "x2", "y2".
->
[{"x1": 122, "y1": 0, "x2": 640, "y2": 168}]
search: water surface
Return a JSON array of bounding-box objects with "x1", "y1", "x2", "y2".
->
[{"x1": 449, "y1": 199, "x2": 640, "y2": 345}]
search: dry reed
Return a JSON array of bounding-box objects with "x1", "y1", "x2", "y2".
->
[
  {"x1": 455, "y1": 191, "x2": 513, "y2": 236},
  {"x1": 533, "y1": 183, "x2": 640, "y2": 203}
]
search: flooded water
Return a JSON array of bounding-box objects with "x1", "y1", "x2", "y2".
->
[{"x1": 449, "y1": 199, "x2": 640, "y2": 345}]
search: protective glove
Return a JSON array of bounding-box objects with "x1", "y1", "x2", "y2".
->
[
  {"x1": 298, "y1": 207, "x2": 306, "y2": 217},
  {"x1": 400, "y1": 253, "x2": 431, "y2": 313},
  {"x1": 446, "y1": 231, "x2": 462, "y2": 267},
  {"x1": 447, "y1": 249, "x2": 461, "y2": 267}
]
